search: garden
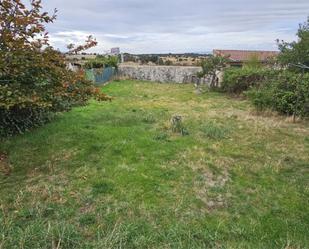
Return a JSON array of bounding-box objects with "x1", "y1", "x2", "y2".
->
[
  {"x1": 1, "y1": 1, "x2": 309, "y2": 248},
  {"x1": 1, "y1": 80, "x2": 308, "y2": 248}
]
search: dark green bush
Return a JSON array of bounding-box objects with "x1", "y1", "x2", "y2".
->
[
  {"x1": 0, "y1": 107, "x2": 52, "y2": 137},
  {"x1": 221, "y1": 66, "x2": 309, "y2": 117},
  {"x1": 246, "y1": 71, "x2": 309, "y2": 117},
  {"x1": 221, "y1": 68, "x2": 277, "y2": 94},
  {"x1": 245, "y1": 86, "x2": 273, "y2": 112}
]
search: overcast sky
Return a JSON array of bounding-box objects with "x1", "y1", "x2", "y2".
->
[{"x1": 42, "y1": 0, "x2": 309, "y2": 54}]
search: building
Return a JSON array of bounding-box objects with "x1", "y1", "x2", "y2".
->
[
  {"x1": 110, "y1": 47, "x2": 120, "y2": 55},
  {"x1": 213, "y1": 49, "x2": 279, "y2": 67},
  {"x1": 211, "y1": 49, "x2": 279, "y2": 86}
]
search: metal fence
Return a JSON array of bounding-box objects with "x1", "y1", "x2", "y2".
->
[{"x1": 85, "y1": 67, "x2": 116, "y2": 85}]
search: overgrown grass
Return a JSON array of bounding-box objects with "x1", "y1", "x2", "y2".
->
[
  {"x1": 200, "y1": 121, "x2": 230, "y2": 140},
  {"x1": 0, "y1": 80, "x2": 308, "y2": 248}
]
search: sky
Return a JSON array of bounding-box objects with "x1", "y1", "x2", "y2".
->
[{"x1": 42, "y1": 0, "x2": 309, "y2": 54}]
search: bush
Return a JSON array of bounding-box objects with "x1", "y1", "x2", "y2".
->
[
  {"x1": 221, "y1": 68, "x2": 277, "y2": 94},
  {"x1": 197, "y1": 55, "x2": 228, "y2": 87},
  {"x1": 0, "y1": 0, "x2": 109, "y2": 137},
  {"x1": 84, "y1": 56, "x2": 118, "y2": 69},
  {"x1": 246, "y1": 71, "x2": 309, "y2": 117},
  {"x1": 221, "y1": 67, "x2": 309, "y2": 117}
]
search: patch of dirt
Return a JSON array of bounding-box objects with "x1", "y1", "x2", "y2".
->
[
  {"x1": 200, "y1": 169, "x2": 229, "y2": 188},
  {"x1": 0, "y1": 153, "x2": 12, "y2": 176},
  {"x1": 194, "y1": 168, "x2": 230, "y2": 210},
  {"x1": 174, "y1": 148, "x2": 232, "y2": 211},
  {"x1": 24, "y1": 174, "x2": 69, "y2": 204},
  {"x1": 27, "y1": 149, "x2": 78, "y2": 177},
  {"x1": 80, "y1": 202, "x2": 95, "y2": 214}
]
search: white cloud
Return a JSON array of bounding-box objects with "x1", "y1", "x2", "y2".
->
[{"x1": 43, "y1": 0, "x2": 309, "y2": 53}]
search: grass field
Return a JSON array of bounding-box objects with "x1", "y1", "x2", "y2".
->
[{"x1": 1, "y1": 80, "x2": 308, "y2": 248}]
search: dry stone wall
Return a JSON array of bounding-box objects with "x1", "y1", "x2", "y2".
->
[{"x1": 118, "y1": 65, "x2": 210, "y2": 84}]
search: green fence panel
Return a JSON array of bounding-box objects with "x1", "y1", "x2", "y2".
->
[{"x1": 85, "y1": 67, "x2": 115, "y2": 85}]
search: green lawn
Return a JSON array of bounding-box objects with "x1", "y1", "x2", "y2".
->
[{"x1": 1, "y1": 80, "x2": 308, "y2": 249}]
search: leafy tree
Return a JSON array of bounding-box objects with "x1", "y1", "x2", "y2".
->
[
  {"x1": 67, "y1": 36, "x2": 98, "y2": 55},
  {"x1": 197, "y1": 55, "x2": 229, "y2": 87},
  {"x1": 0, "y1": 0, "x2": 109, "y2": 136},
  {"x1": 277, "y1": 16, "x2": 309, "y2": 69}
]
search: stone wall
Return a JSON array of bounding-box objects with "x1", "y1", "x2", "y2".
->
[{"x1": 118, "y1": 65, "x2": 210, "y2": 84}]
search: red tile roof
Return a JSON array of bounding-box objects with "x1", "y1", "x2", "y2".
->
[{"x1": 213, "y1": 49, "x2": 279, "y2": 62}]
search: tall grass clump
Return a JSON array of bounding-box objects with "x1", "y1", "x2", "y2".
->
[{"x1": 200, "y1": 121, "x2": 230, "y2": 139}]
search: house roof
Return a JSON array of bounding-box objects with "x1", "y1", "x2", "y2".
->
[{"x1": 213, "y1": 49, "x2": 279, "y2": 62}]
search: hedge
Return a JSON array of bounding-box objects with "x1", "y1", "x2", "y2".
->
[
  {"x1": 221, "y1": 68, "x2": 277, "y2": 94},
  {"x1": 246, "y1": 71, "x2": 309, "y2": 117}
]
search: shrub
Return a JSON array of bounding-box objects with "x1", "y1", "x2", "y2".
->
[
  {"x1": 221, "y1": 68, "x2": 277, "y2": 94},
  {"x1": 245, "y1": 86, "x2": 273, "y2": 112},
  {"x1": 243, "y1": 54, "x2": 263, "y2": 69},
  {"x1": 170, "y1": 115, "x2": 189, "y2": 136},
  {"x1": 197, "y1": 55, "x2": 228, "y2": 88},
  {"x1": 84, "y1": 56, "x2": 119, "y2": 69},
  {"x1": 0, "y1": 0, "x2": 109, "y2": 137},
  {"x1": 246, "y1": 71, "x2": 309, "y2": 117}
]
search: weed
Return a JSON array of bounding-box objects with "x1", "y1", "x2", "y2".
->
[
  {"x1": 92, "y1": 181, "x2": 114, "y2": 195},
  {"x1": 142, "y1": 113, "x2": 156, "y2": 124},
  {"x1": 79, "y1": 213, "x2": 96, "y2": 226},
  {"x1": 200, "y1": 121, "x2": 229, "y2": 139},
  {"x1": 154, "y1": 132, "x2": 169, "y2": 141}
]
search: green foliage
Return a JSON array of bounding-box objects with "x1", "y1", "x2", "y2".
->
[
  {"x1": 221, "y1": 68, "x2": 276, "y2": 94},
  {"x1": 0, "y1": 108, "x2": 52, "y2": 137},
  {"x1": 198, "y1": 55, "x2": 228, "y2": 87},
  {"x1": 222, "y1": 17, "x2": 309, "y2": 117},
  {"x1": 84, "y1": 56, "x2": 119, "y2": 69},
  {"x1": 200, "y1": 121, "x2": 229, "y2": 139},
  {"x1": 244, "y1": 54, "x2": 263, "y2": 69},
  {"x1": 0, "y1": 0, "x2": 109, "y2": 137},
  {"x1": 245, "y1": 86, "x2": 273, "y2": 112},
  {"x1": 222, "y1": 67, "x2": 309, "y2": 117},
  {"x1": 277, "y1": 16, "x2": 309, "y2": 69},
  {"x1": 247, "y1": 71, "x2": 309, "y2": 117},
  {"x1": 170, "y1": 115, "x2": 189, "y2": 136}
]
